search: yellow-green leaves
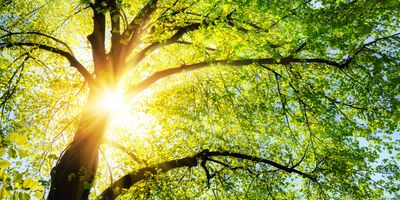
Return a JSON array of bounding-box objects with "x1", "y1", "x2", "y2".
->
[
  {"x1": 22, "y1": 178, "x2": 40, "y2": 190},
  {"x1": 0, "y1": 148, "x2": 6, "y2": 157},
  {"x1": 8, "y1": 133, "x2": 28, "y2": 146},
  {"x1": 0, "y1": 160, "x2": 10, "y2": 169},
  {"x1": 1, "y1": 0, "x2": 400, "y2": 199}
]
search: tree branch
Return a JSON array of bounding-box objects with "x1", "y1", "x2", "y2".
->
[
  {"x1": 323, "y1": 94, "x2": 365, "y2": 110},
  {"x1": 128, "y1": 57, "x2": 343, "y2": 98},
  {"x1": 125, "y1": 23, "x2": 201, "y2": 68},
  {"x1": 125, "y1": 6, "x2": 238, "y2": 68},
  {"x1": 0, "y1": 55, "x2": 29, "y2": 111},
  {"x1": 0, "y1": 31, "x2": 74, "y2": 55},
  {"x1": 88, "y1": 0, "x2": 107, "y2": 73},
  {"x1": 120, "y1": 0, "x2": 159, "y2": 56},
  {"x1": 109, "y1": 0, "x2": 121, "y2": 45},
  {"x1": 109, "y1": 0, "x2": 122, "y2": 73},
  {"x1": 99, "y1": 147, "x2": 114, "y2": 185},
  {"x1": 98, "y1": 150, "x2": 316, "y2": 200},
  {"x1": 0, "y1": 42, "x2": 95, "y2": 86},
  {"x1": 102, "y1": 139, "x2": 145, "y2": 164},
  {"x1": 175, "y1": 41, "x2": 216, "y2": 51},
  {"x1": 342, "y1": 32, "x2": 400, "y2": 68}
]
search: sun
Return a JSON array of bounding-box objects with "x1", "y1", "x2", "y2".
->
[
  {"x1": 94, "y1": 87, "x2": 156, "y2": 140},
  {"x1": 95, "y1": 88, "x2": 125, "y2": 113}
]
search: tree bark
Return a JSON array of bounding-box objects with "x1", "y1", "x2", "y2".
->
[{"x1": 48, "y1": 92, "x2": 110, "y2": 200}]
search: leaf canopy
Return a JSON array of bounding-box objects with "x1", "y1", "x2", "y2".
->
[{"x1": 0, "y1": 0, "x2": 400, "y2": 199}]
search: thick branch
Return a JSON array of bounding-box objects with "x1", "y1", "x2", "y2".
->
[
  {"x1": 0, "y1": 31, "x2": 74, "y2": 54},
  {"x1": 207, "y1": 151, "x2": 314, "y2": 180},
  {"x1": 0, "y1": 42, "x2": 95, "y2": 86},
  {"x1": 109, "y1": 0, "x2": 122, "y2": 74},
  {"x1": 125, "y1": 23, "x2": 201, "y2": 68},
  {"x1": 99, "y1": 154, "x2": 199, "y2": 199},
  {"x1": 121, "y1": 0, "x2": 159, "y2": 55},
  {"x1": 129, "y1": 57, "x2": 343, "y2": 97},
  {"x1": 124, "y1": 3, "x2": 235, "y2": 68},
  {"x1": 88, "y1": 0, "x2": 107, "y2": 73},
  {"x1": 109, "y1": 0, "x2": 121, "y2": 47},
  {"x1": 99, "y1": 150, "x2": 315, "y2": 200}
]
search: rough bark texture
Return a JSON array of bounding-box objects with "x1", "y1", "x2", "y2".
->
[{"x1": 48, "y1": 94, "x2": 110, "y2": 200}]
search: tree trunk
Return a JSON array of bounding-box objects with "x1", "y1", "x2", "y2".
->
[{"x1": 48, "y1": 93, "x2": 110, "y2": 200}]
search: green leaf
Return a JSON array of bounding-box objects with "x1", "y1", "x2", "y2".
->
[
  {"x1": 8, "y1": 133, "x2": 28, "y2": 146},
  {"x1": 0, "y1": 160, "x2": 10, "y2": 169},
  {"x1": 22, "y1": 178, "x2": 39, "y2": 190}
]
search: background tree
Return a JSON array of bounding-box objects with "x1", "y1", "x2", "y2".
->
[{"x1": 0, "y1": 0, "x2": 399, "y2": 199}]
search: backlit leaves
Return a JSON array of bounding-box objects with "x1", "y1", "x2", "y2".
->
[{"x1": 1, "y1": 0, "x2": 400, "y2": 199}]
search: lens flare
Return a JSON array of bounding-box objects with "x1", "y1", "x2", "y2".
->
[{"x1": 96, "y1": 89, "x2": 125, "y2": 113}]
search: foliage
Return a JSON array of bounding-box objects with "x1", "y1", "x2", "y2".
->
[{"x1": 1, "y1": 0, "x2": 400, "y2": 199}]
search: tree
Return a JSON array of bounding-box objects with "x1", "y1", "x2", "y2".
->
[{"x1": 1, "y1": 0, "x2": 399, "y2": 199}]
